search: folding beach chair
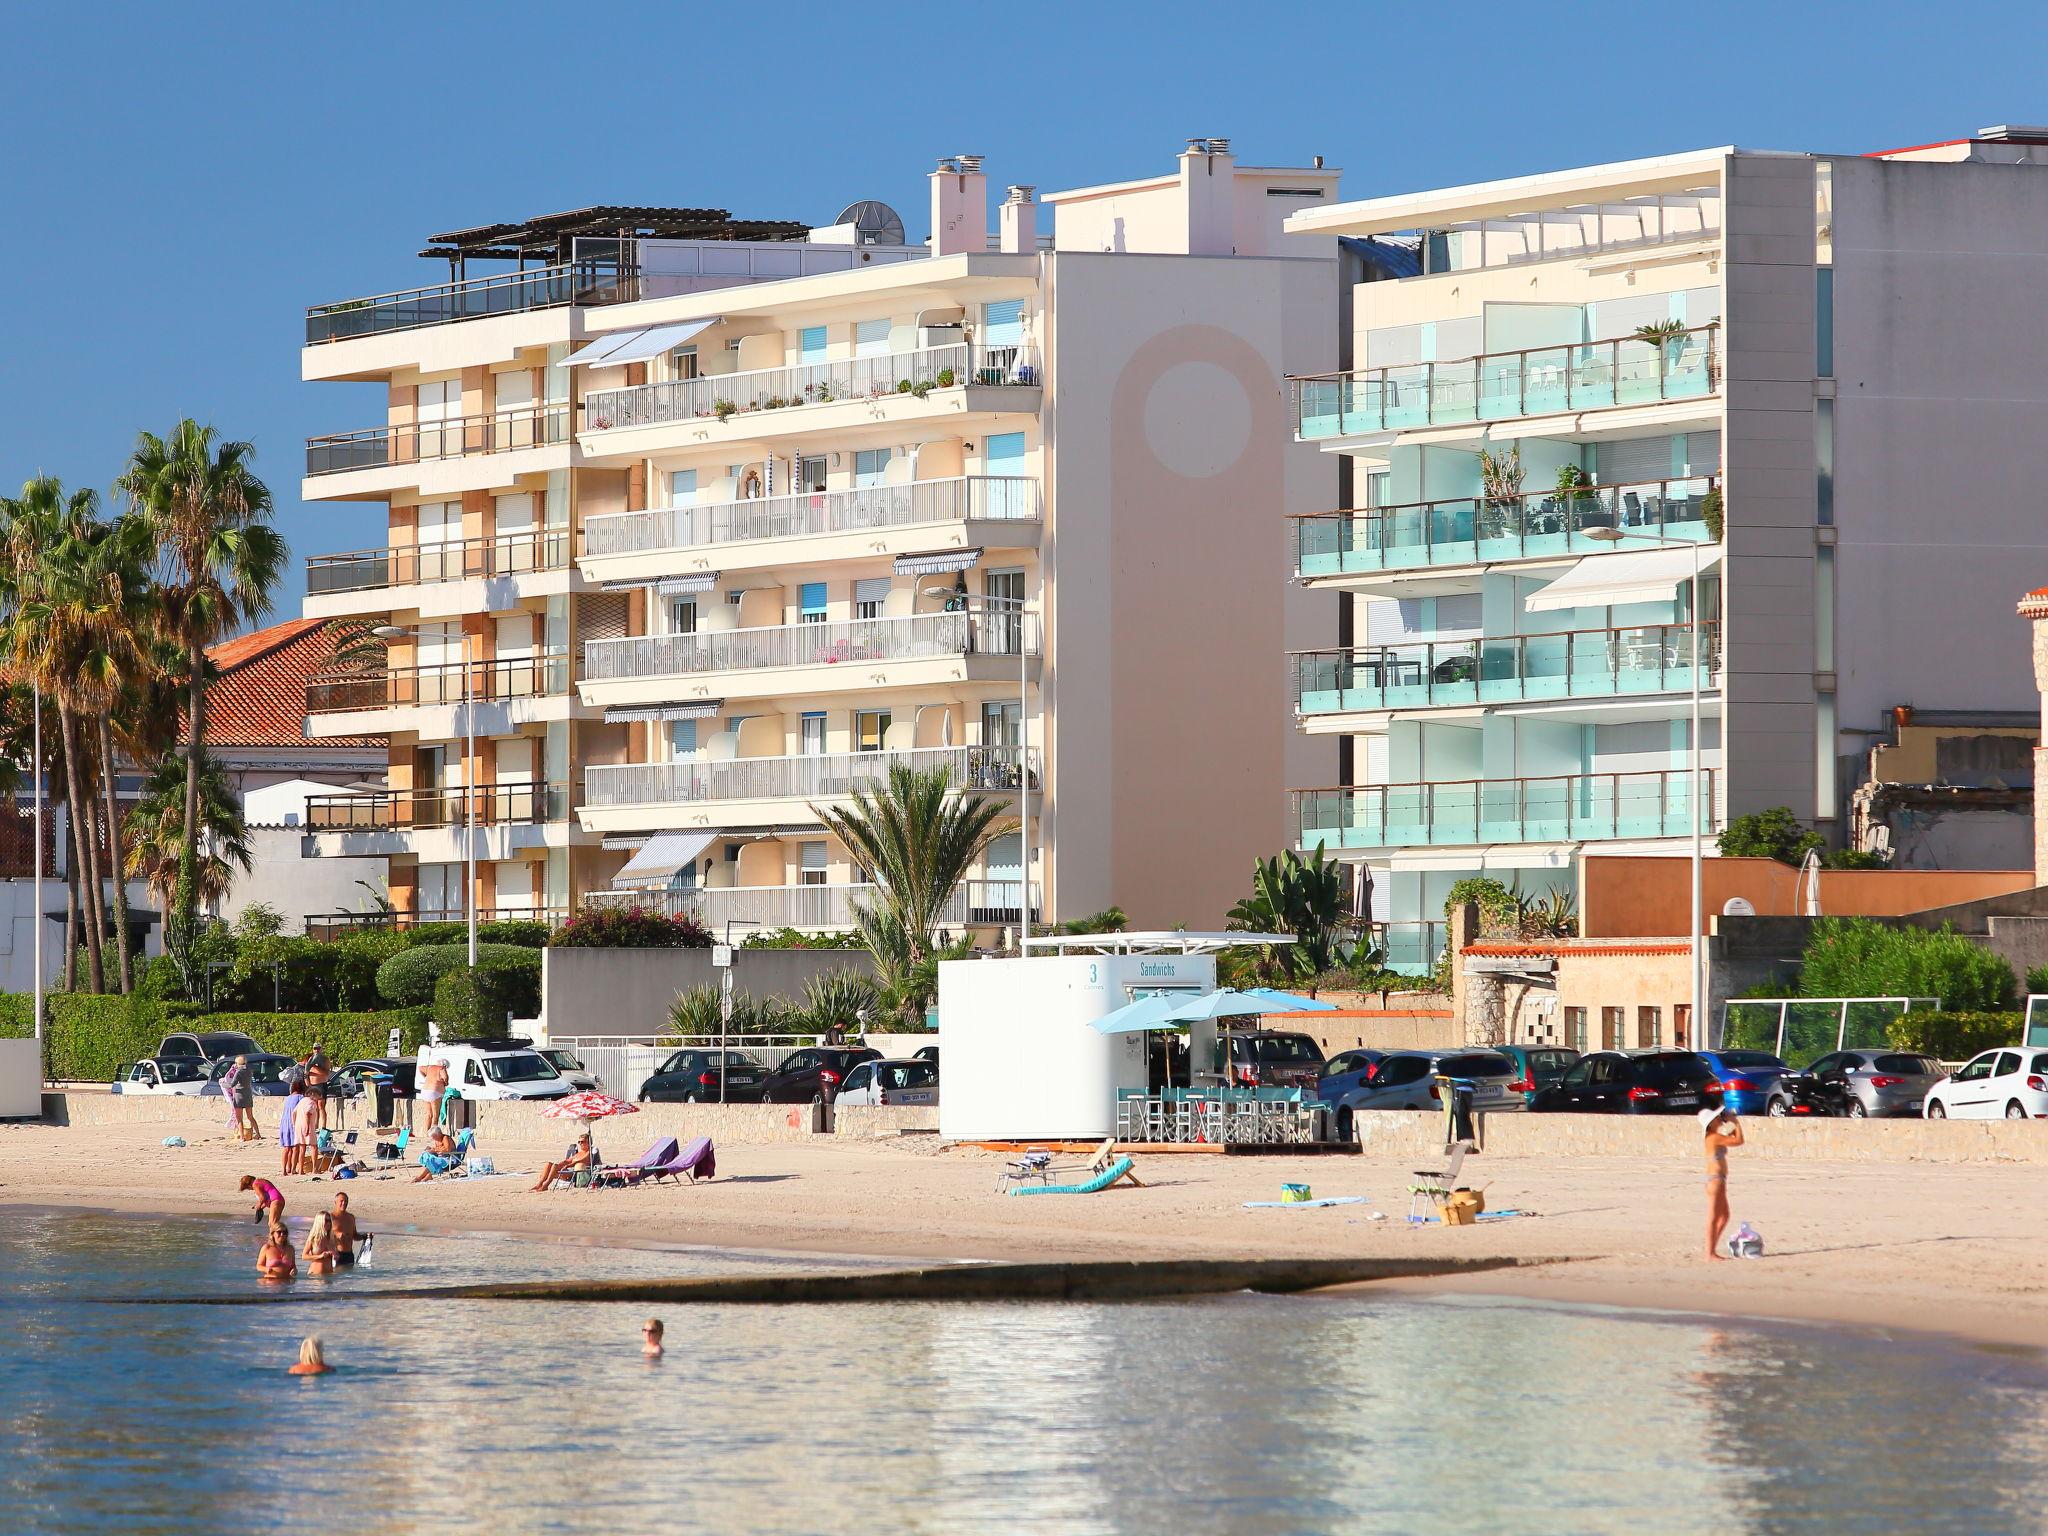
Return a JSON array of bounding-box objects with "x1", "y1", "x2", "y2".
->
[{"x1": 1408, "y1": 1139, "x2": 1475, "y2": 1224}]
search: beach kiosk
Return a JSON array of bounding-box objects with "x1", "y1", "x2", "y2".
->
[{"x1": 937, "y1": 932, "x2": 1285, "y2": 1141}]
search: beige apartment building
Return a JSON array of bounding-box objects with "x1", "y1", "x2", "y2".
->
[{"x1": 299, "y1": 140, "x2": 1340, "y2": 936}]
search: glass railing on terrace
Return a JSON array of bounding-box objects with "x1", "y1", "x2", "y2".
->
[
  {"x1": 582, "y1": 344, "x2": 1037, "y2": 434},
  {"x1": 306, "y1": 406, "x2": 571, "y2": 476},
  {"x1": 306, "y1": 529, "x2": 571, "y2": 596},
  {"x1": 1294, "y1": 476, "x2": 1716, "y2": 577},
  {"x1": 1369, "y1": 921, "x2": 1449, "y2": 976},
  {"x1": 582, "y1": 879, "x2": 1038, "y2": 928},
  {"x1": 305, "y1": 782, "x2": 569, "y2": 830},
  {"x1": 583, "y1": 745, "x2": 1037, "y2": 809},
  {"x1": 306, "y1": 260, "x2": 635, "y2": 345},
  {"x1": 1293, "y1": 769, "x2": 1721, "y2": 851},
  {"x1": 1292, "y1": 622, "x2": 1720, "y2": 715},
  {"x1": 305, "y1": 652, "x2": 570, "y2": 715},
  {"x1": 1293, "y1": 323, "x2": 1718, "y2": 439},
  {"x1": 580, "y1": 611, "x2": 1037, "y2": 684},
  {"x1": 581, "y1": 476, "x2": 1040, "y2": 559}
]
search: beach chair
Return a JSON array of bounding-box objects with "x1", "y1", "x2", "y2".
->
[
  {"x1": 1408, "y1": 1139, "x2": 1475, "y2": 1224},
  {"x1": 1008, "y1": 1156, "x2": 1144, "y2": 1196},
  {"x1": 596, "y1": 1136, "x2": 681, "y2": 1188},
  {"x1": 375, "y1": 1125, "x2": 411, "y2": 1163},
  {"x1": 641, "y1": 1136, "x2": 715, "y2": 1185},
  {"x1": 995, "y1": 1147, "x2": 1056, "y2": 1192}
]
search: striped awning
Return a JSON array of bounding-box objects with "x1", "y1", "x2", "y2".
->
[
  {"x1": 603, "y1": 701, "x2": 724, "y2": 724},
  {"x1": 600, "y1": 572, "x2": 722, "y2": 595},
  {"x1": 894, "y1": 547, "x2": 982, "y2": 577}
]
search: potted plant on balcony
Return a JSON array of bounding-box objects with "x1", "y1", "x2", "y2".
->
[
  {"x1": 1701, "y1": 483, "x2": 1725, "y2": 542},
  {"x1": 1555, "y1": 463, "x2": 1606, "y2": 532},
  {"x1": 1478, "y1": 446, "x2": 1525, "y2": 541},
  {"x1": 1633, "y1": 318, "x2": 1689, "y2": 388},
  {"x1": 712, "y1": 398, "x2": 738, "y2": 422}
]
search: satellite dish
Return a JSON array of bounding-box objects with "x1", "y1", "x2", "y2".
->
[
  {"x1": 1722, "y1": 897, "x2": 1756, "y2": 918},
  {"x1": 835, "y1": 200, "x2": 906, "y2": 247}
]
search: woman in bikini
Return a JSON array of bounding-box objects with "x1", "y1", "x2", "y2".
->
[
  {"x1": 1701, "y1": 1107, "x2": 1744, "y2": 1261},
  {"x1": 301, "y1": 1212, "x2": 340, "y2": 1277},
  {"x1": 258, "y1": 1224, "x2": 297, "y2": 1281}
]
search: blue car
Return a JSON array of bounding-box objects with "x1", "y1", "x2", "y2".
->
[
  {"x1": 1695, "y1": 1049, "x2": 1793, "y2": 1115},
  {"x1": 1317, "y1": 1049, "x2": 1385, "y2": 1105}
]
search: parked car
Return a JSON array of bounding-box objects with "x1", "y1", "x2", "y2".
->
[
  {"x1": 760, "y1": 1046, "x2": 881, "y2": 1103},
  {"x1": 1331, "y1": 1049, "x2": 1521, "y2": 1139},
  {"x1": 1317, "y1": 1048, "x2": 1385, "y2": 1105},
  {"x1": 835, "y1": 1058, "x2": 939, "y2": 1107},
  {"x1": 1794, "y1": 1050, "x2": 1946, "y2": 1118},
  {"x1": 913, "y1": 1045, "x2": 939, "y2": 1065},
  {"x1": 155, "y1": 1030, "x2": 261, "y2": 1065},
  {"x1": 110, "y1": 1057, "x2": 215, "y2": 1096},
  {"x1": 1923, "y1": 1048, "x2": 2048, "y2": 1120},
  {"x1": 199, "y1": 1053, "x2": 295, "y2": 1098},
  {"x1": 1696, "y1": 1049, "x2": 1796, "y2": 1115},
  {"x1": 639, "y1": 1049, "x2": 769, "y2": 1104},
  {"x1": 1224, "y1": 1031, "x2": 1326, "y2": 1090},
  {"x1": 330, "y1": 1058, "x2": 419, "y2": 1101},
  {"x1": 417, "y1": 1042, "x2": 575, "y2": 1102},
  {"x1": 539, "y1": 1048, "x2": 602, "y2": 1092},
  {"x1": 1494, "y1": 1045, "x2": 1581, "y2": 1108},
  {"x1": 1530, "y1": 1050, "x2": 1723, "y2": 1115}
]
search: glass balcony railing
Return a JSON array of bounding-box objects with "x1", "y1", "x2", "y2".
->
[
  {"x1": 583, "y1": 745, "x2": 1036, "y2": 810},
  {"x1": 305, "y1": 652, "x2": 569, "y2": 715},
  {"x1": 1293, "y1": 769, "x2": 1721, "y2": 851},
  {"x1": 582, "y1": 880, "x2": 1038, "y2": 929},
  {"x1": 1293, "y1": 622, "x2": 1719, "y2": 715},
  {"x1": 306, "y1": 406, "x2": 570, "y2": 477},
  {"x1": 306, "y1": 260, "x2": 635, "y2": 345},
  {"x1": 305, "y1": 782, "x2": 568, "y2": 831},
  {"x1": 306, "y1": 529, "x2": 571, "y2": 596},
  {"x1": 581, "y1": 476, "x2": 1040, "y2": 561},
  {"x1": 580, "y1": 611, "x2": 1037, "y2": 686},
  {"x1": 1293, "y1": 476, "x2": 1716, "y2": 577},
  {"x1": 1293, "y1": 323, "x2": 1719, "y2": 439},
  {"x1": 1369, "y1": 921, "x2": 1449, "y2": 976}
]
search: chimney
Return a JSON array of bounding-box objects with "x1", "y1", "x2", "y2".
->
[
  {"x1": 929, "y1": 154, "x2": 989, "y2": 256},
  {"x1": 999, "y1": 186, "x2": 1037, "y2": 253},
  {"x1": 1179, "y1": 135, "x2": 1236, "y2": 256}
]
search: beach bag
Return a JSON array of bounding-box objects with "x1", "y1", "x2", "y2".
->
[{"x1": 1280, "y1": 1183, "x2": 1313, "y2": 1204}]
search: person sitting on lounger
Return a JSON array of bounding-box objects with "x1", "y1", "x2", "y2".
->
[
  {"x1": 412, "y1": 1127, "x2": 459, "y2": 1183},
  {"x1": 530, "y1": 1131, "x2": 595, "y2": 1192}
]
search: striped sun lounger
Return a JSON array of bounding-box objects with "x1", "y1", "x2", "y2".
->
[{"x1": 1007, "y1": 1156, "x2": 1143, "y2": 1196}]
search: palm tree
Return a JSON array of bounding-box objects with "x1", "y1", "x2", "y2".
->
[
  {"x1": 123, "y1": 749, "x2": 251, "y2": 916},
  {"x1": 117, "y1": 422, "x2": 282, "y2": 976},
  {"x1": 1227, "y1": 844, "x2": 1359, "y2": 992},
  {"x1": 811, "y1": 764, "x2": 1012, "y2": 1021}
]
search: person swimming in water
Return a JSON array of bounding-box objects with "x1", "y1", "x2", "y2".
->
[
  {"x1": 643, "y1": 1318, "x2": 664, "y2": 1359},
  {"x1": 258, "y1": 1224, "x2": 296, "y2": 1280},
  {"x1": 288, "y1": 1337, "x2": 331, "y2": 1376}
]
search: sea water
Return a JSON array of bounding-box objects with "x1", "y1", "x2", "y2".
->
[{"x1": 0, "y1": 1208, "x2": 2042, "y2": 1535}]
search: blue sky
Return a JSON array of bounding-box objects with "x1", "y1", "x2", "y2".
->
[{"x1": 3, "y1": 0, "x2": 2042, "y2": 617}]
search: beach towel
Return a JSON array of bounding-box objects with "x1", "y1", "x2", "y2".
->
[{"x1": 1241, "y1": 1196, "x2": 1368, "y2": 1210}]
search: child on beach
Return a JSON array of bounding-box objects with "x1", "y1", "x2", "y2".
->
[
  {"x1": 240, "y1": 1174, "x2": 284, "y2": 1226},
  {"x1": 1701, "y1": 1107, "x2": 1745, "y2": 1261}
]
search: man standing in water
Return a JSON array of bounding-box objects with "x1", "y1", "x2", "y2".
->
[
  {"x1": 1701, "y1": 1107, "x2": 1744, "y2": 1260},
  {"x1": 328, "y1": 1191, "x2": 366, "y2": 1265}
]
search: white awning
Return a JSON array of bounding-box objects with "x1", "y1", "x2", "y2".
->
[
  {"x1": 1523, "y1": 544, "x2": 1720, "y2": 612},
  {"x1": 603, "y1": 701, "x2": 723, "y2": 724},
  {"x1": 613, "y1": 830, "x2": 721, "y2": 888},
  {"x1": 562, "y1": 317, "x2": 721, "y2": 370},
  {"x1": 894, "y1": 547, "x2": 982, "y2": 577}
]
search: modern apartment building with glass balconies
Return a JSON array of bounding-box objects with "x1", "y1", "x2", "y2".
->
[
  {"x1": 1280, "y1": 126, "x2": 2048, "y2": 977},
  {"x1": 299, "y1": 139, "x2": 1342, "y2": 936}
]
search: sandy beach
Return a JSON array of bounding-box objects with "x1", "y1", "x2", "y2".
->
[{"x1": 6, "y1": 1114, "x2": 2046, "y2": 1351}]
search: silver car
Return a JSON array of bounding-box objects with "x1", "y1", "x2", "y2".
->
[
  {"x1": 1331, "y1": 1049, "x2": 1520, "y2": 1138},
  {"x1": 1799, "y1": 1049, "x2": 1947, "y2": 1118}
]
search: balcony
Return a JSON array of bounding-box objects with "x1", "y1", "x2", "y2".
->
[
  {"x1": 580, "y1": 476, "x2": 1040, "y2": 566},
  {"x1": 581, "y1": 879, "x2": 1038, "y2": 931},
  {"x1": 305, "y1": 260, "x2": 634, "y2": 346},
  {"x1": 1293, "y1": 769, "x2": 1721, "y2": 851},
  {"x1": 1293, "y1": 476, "x2": 1716, "y2": 579},
  {"x1": 579, "y1": 611, "x2": 1036, "y2": 697},
  {"x1": 1293, "y1": 622, "x2": 1720, "y2": 718},
  {"x1": 581, "y1": 344, "x2": 1036, "y2": 438},
  {"x1": 306, "y1": 405, "x2": 570, "y2": 478},
  {"x1": 1370, "y1": 920, "x2": 1449, "y2": 976},
  {"x1": 303, "y1": 906, "x2": 566, "y2": 941},
  {"x1": 583, "y1": 744, "x2": 1035, "y2": 817},
  {"x1": 1292, "y1": 324, "x2": 1718, "y2": 440},
  {"x1": 307, "y1": 529, "x2": 571, "y2": 598},
  {"x1": 306, "y1": 782, "x2": 568, "y2": 831},
  {"x1": 305, "y1": 652, "x2": 569, "y2": 716}
]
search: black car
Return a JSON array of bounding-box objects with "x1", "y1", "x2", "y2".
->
[
  {"x1": 1224, "y1": 1031, "x2": 1326, "y2": 1089},
  {"x1": 331, "y1": 1058, "x2": 419, "y2": 1100},
  {"x1": 761, "y1": 1046, "x2": 882, "y2": 1103},
  {"x1": 1530, "y1": 1050, "x2": 1724, "y2": 1114},
  {"x1": 639, "y1": 1048, "x2": 770, "y2": 1103},
  {"x1": 156, "y1": 1030, "x2": 262, "y2": 1064}
]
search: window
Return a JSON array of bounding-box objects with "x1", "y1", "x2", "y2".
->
[
  {"x1": 855, "y1": 710, "x2": 891, "y2": 752},
  {"x1": 669, "y1": 469, "x2": 697, "y2": 507},
  {"x1": 797, "y1": 456, "x2": 828, "y2": 493},
  {"x1": 465, "y1": 1061, "x2": 484, "y2": 1085},
  {"x1": 982, "y1": 300, "x2": 1024, "y2": 346},
  {"x1": 855, "y1": 318, "x2": 890, "y2": 357},
  {"x1": 800, "y1": 712, "x2": 827, "y2": 756},
  {"x1": 671, "y1": 346, "x2": 700, "y2": 380},
  {"x1": 1815, "y1": 267, "x2": 1833, "y2": 377},
  {"x1": 668, "y1": 597, "x2": 698, "y2": 635},
  {"x1": 854, "y1": 578, "x2": 890, "y2": 620},
  {"x1": 1637, "y1": 1006, "x2": 1662, "y2": 1049},
  {"x1": 1601, "y1": 1007, "x2": 1625, "y2": 1051},
  {"x1": 799, "y1": 326, "x2": 828, "y2": 364},
  {"x1": 795, "y1": 843, "x2": 827, "y2": 886},
  {"x1": 1565, "y1": 1007, "x2": 1588, "y2": 1053},
  {"x1": 854, "y1": 448, "x2": 891, "y2": 488},
  {"x1": 984, "y1": 568, "x2": 1025, "y2": 653},
  {"x1": 1996, "y1": 1052, "x2": 2022, "y2": 1079},
  {"x1": 800, "y1": 582, "x2": 828, "y2": 623},
  {"x1": 1953, "y1": 1055, "x2": 1995, "y2": 1083},
  {"x1": 982, "y1": 700, "x2": 1021, "y2": 748},
  {"x1": 1561, "y1": 1057, "x2": 1594, "y2": 1088},
  {"x1": 1674, "y1": 1004, "x2": 1692, "y2": 1050}
]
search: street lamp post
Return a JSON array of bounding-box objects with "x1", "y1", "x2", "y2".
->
[
  {"x1": 373, "y1": 625, "x2": 478, "y2": 967},
  {"x1": 31, "y1": 683, "x2": 43, "y2": 1080},
  {"x1": 1585, "y1": 526, "x2": 1710, "y2": 1047}
]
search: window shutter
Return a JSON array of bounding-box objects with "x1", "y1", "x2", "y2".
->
[
  {"x1": 983, "y1": 301, "x2": 1024, "y2": 345},
  {"x1": 800, "y1": 582, "x2": 827, "y2": 617},
  {"x1": 855, "y1": 318, "x2": 890, "y2": 356},
  {"x1": 799, "y1": 326, "x2": 828, "y2": 362},
  {"x1": 854, "y1": 578, "x2": 891, "y2": 608}
]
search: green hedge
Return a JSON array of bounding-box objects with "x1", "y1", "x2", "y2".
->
[
  {"x1": 1884, "y1": 1010, "x2": 2023, "y2": 1062},
  {"x1": 202, "y1": 1010, "x2": 432, "y2": 1066},
  {"x1": 0, "y1": 996, "x2": 433, "y2": 1081},
  {"x1": 432, "y1": 968, "x2": 526, "y2": 1039},
  {"x1": 376, "y1": 943, "x2": 539, "y2": 1007},
  {"x1": 1798, "y1": 917, "x2": 2016, "y2": 1012}
]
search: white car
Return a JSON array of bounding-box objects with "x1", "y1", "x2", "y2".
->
[
  {"x1": 834, "y1": 1058, "x2": 938, "y2": 1108},
  {"x1": 539, "y1": 1048, "x2": 602, "y2": 1092},
  {"x1": 111, "y1": 1058, "x2": 215, "y2": 1096},
  {"x1": 1923, "y1": 1047, "x2": 2048, "y2": 1120},
  {"x1": 419, "y1": 1043, "x2": 575, "y2": 1101}
]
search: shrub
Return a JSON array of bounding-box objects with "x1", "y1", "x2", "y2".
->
[
  {"x1": 797, "y1": 971, "x2": 882, "y2": 1036},
  {"x1": 1885, "y1": 1010, "x2": 2023, "y2": 1063},
  {"x1": 666, "y1": 985, "x2": 792, "y2": 1038},
  {"x1": 550, "y1": 906, "x2": 711, "y2": 949},
  {"x1": 332, "y1": 929, "x2": 410, "y2": 1010},
  {"x1": 1718, "y1": 806, "x2": 1825, "y2": 866},
  {"x1": 1054, "y1": 907, "x2": 1128, "y2": 937},
  {"x1": 43, "y1": 995, "x2": 166, "y2": 1082},
  {"x1": 1797, "y1": 917, "x2": 2016, "y2": 1011},
  {"x1": 2027, "y1": 965, "x2": 2048, "y2": 997},
  {"x1": 376, "y1": 943, "x2": 539, "y2": 1007},
  {"x1": 431, "y1": 968, "x2": 524, "y2": 1039},
  {"x1": 223, "y1": 934, "x2": 344, "y2": 1012},
  {"x1": 739, "y1": 926, "x2": 868, "y2": 951},
  {"x1": 1444, "y1": 877, "x2": 1517, "y2": 933}
]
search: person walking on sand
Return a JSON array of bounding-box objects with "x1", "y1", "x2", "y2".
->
[
  {"x1": 1701, "y1": 1107, "x2": 1745, "y2": 1261},
  {"x1": 227, "y1": 1054, "x2": 260, "y2": 1142}
]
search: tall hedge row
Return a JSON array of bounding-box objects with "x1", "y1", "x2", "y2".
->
[{"x1": 0, "y1": 996, "x2": 430, "y2": 1082}]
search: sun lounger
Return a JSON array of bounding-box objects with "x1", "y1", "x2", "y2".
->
[
  {"x1": 596, "y1": 1136, "x2": 681, "y2": 1188},
  {"x1": 640, "y1": 1136, "x2": 716, "y2": 1184},
  {"x1": 1008, "y1": 1156, "x2": 1143, "y2": 1196}
]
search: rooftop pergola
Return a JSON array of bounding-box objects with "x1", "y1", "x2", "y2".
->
[{"x1": 420, "y1": 206, "x2": 812, "y2": 276}]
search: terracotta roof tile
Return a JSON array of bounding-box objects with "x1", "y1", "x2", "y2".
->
[
  {"x1": 201, "y1": 618, "x2": 383, "y2": 749},
  {"x1": 1463, "y1": 941, "x2": 1693, "y2": 957}
]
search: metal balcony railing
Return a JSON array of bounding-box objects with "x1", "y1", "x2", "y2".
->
[
  {"x1": 306, "y1": 529, "x2": 571, "y2": 596},
  {"x1": 305, "y1": 782, "x2": 569, "y2": 831},
  {"x1": 579, "y1": 611, "x2": 1036, "y2": 685},
  {"x1": 1292, "y1": 622, "x2": 1720, "y2": 715},
  {"x1": 581, "y1": 475, "x2": 1040, "y2": 559},
  {"x1": 1293, "y1": 323, "x2": 1719, "y2": 438},
  {"x1": 302, "y1": 906, "x2": 566, "y2": 940},
  {"x1": 1293, "y1": 476, "x2": 1718, "y2": 577},
  {"x1": 582, "y1": 745, "x2": 1036, "y2": 810},
  {"x1": 582, "y1": 879, "x2": 1038, "y2": 929},
  {"x1": 582, "y1": 344, "x2": 1036, "y2": 433},
  {"x1": 306, "y1": 405, "x2": 571, "y2": 476},
  {"x1": 306, "y1": 259, "x2": 636, "y2": 345},
  {"x1": 305, "y1": 652, "x2": 569, "y2": 715},
  {"x1": 1292, "y1": 769, "x2": 1722, "y2": 850}
]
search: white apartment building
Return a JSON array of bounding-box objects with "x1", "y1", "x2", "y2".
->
[
  {"x1": 1281, "y1": 124, "x2": 2048, "y2": 982},
  {"x1": 299, "y1": 140, "x2": 1340, "y2": 936}
]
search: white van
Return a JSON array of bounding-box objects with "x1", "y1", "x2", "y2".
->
[{"x1": 419, "y1": 1042, "x2": 576, "y2": 1102}]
